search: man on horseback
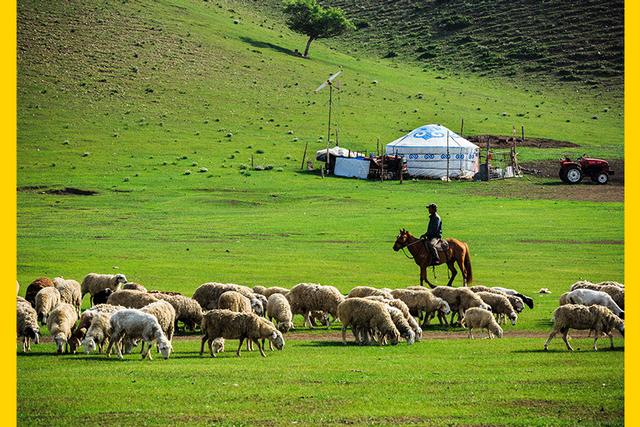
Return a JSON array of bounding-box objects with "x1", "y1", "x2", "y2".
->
[{"x1": 420, "y1": 203, "x2": 442, "y2": 266}]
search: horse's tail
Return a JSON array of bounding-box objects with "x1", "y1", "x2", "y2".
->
[{"x1": 463, "y1": 243, "x2": 473, "y2": 284}]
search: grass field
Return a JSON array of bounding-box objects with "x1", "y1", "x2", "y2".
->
[{"x1": 17, "y1": 0, "x2": 624, "y2": 425}]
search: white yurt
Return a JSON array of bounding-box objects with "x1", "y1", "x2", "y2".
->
[{"x1": 386, "y1": 124, "x2": 480, "y2": 179}]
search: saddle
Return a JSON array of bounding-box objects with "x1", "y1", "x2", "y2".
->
[{"x1": 435, "y1": 238, "x2": 449, "y2": 252}]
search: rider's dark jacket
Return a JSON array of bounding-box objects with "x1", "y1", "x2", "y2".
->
[{"x1": 426, "y1": 213, "x2": 442, "y2": 239}]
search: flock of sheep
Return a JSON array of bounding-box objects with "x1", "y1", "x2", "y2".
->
[{"x1": 16, "y1": 273, "x2": 625, "y2": 360}]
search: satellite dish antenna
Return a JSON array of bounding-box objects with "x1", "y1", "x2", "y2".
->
[{"x1": 315, "y1": 71, "x2": 342, "y2": 170}]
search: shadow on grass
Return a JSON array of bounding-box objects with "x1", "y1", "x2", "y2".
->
[
  {"x1": 239, "y1": 36, "x2": 300, "y2": 57},
  {"x1": 512, "y1": 346, "x2": 624, "y2": 354}
]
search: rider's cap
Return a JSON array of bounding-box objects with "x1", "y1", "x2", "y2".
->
[{"x1": 426, "y1": 203, "x2": 437, "y2": 209}]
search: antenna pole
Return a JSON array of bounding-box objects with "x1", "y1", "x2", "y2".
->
[{"x1": 326, "y1": 83, "x2": 333, "y2": 170}]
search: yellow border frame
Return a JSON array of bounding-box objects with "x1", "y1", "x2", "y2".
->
[
  {"x1": 4, "y1": 0, "x2": 17, "y2": 423},
  {"x1": 6, "y1": 0, "x2": 633, "y2": 424}
]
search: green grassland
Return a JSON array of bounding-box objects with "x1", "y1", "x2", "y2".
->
[{"x1": 17, "y1": 0, "x2": 624, "y2": 425}]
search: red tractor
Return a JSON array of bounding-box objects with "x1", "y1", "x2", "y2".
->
[{"x1": 559, "y1": 155, "x2": 613, "y2": 184}]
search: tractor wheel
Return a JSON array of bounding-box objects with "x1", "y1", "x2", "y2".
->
[
  {"x1": 592, "y1": 172, "x2": 609, "y2": 185},
  {"x1": 559, "y1": 168, "x2": 569, "y2": 183},
  {"x1": 565, "y1": 166, "x2": 583, "y2": 184}
]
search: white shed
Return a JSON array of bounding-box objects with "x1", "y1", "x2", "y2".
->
[{"x1": 386, "y1": 124, "x2": 480, "y2": 179}]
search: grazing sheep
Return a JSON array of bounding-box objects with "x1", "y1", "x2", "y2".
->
[
  {"x1": 461, "y1": 307, "x2": 503, "y2": 339},
  {"x1": 286, "y1": 283, "x2": 345, "y2": 328},
  {"x1": 83, "y1": 313, "x2": 114, "y2": 354},
  {"x1": 141, "y1": 300, "x2": 176, "y2": 341},
  {"x1": 193, "y1": 283, "x2": 263, "y2": 315},
  {"x1": 25, "y1": 277, "x2": 54, "y2": 307},
  {"x1": 558, "y1": 289, "x2": 624, "y2": 318},
  {"x1": 544, "y1": 304, "x2": 624, "y2": 351},
  {"x1": 92, "y1": 288, "x2": 114, "y2": 305},
  {"x1": 475, "y1": 292, "x2": 518, "y2": 325},
  {"x1": 151, "y1": 293, "x2": 203, "y2": 332},
  {"x1": 106, "y1": 309, "x2": 172, "y2": 360},
  {"x1": 199, "y1": 309, "x2": 285, "y2": 358},
  {"x1": 253, "y1": 293, "x2": 268, "y2": 317},
  {"x1": 266, "y1": 293, "x2": 294, "y2": 333},
  {"x1": 363, "y1": 296, "x2": 422, "y2": 340},
  {"x1": 308, "y1": 310, "x2": 330, "y2": 327},
  {"x1": 347, "y1": 286, "x2": 394, "y2": 300},
  {"x1": 337, "y1": 298, "x2": 400, "y2": 346},
  {"x1": 107, "y1": 289, "x2": 159, "y2": 309},
  {"x1": 386, "y1": 306, "x2": 415, "y2": 345},
  {"x1": 81, "y1": 273, "x2": 127, "y2": 304},
  {"x1": 262, "y1": 286, "x2": 291, "y2": 298},
  {"x1": 35, "y1": 287, "x2": 61, "y2": 324},
  {"x1": 70, "y1": 304, "x2": 124, "y2": 353},
  {"x1": 491, "y1": 286, "x2": 534, "y2": 309},
  {"x1": 47, "y1": 303, "x2": 79, "y2": 353},
  {"x1": 17, "y1": 299, "x2": 39, "y2": 352},
  {"x1": 390, "y1": 288, "x2": 450, "y2": 327},
  {"x1": 53, "y1": 277, "x2": 82, "y2": 316},
  {"x1": 218, "y1": 291, "x2": 253, "y2": 313},
  {"x1": 122, "y1": 282, "x2": 148, "y2": 292},
  {"x1": 596, "y1": 281, "x2": 623, "y2": 288},
  {"x1": 431, "y1": 286, "x2": 491, "y2": 325},
  {"x1": 568, "y1": 282, "x2": 624, "y2": 310}
]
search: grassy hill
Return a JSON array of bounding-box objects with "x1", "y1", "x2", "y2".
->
[
  {"x1": 17, "y1": 1, "x2": 624, "y2": 425},
  {"x1": 253, "y1": 0, "x2": 624, "y2": 90}
]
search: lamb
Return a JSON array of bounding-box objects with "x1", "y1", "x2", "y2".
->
[
  {"x1": 122, "y1": 282, "x2": 148, "y2": 292},
  {"x1": 346, "y1": 286, "x2": 394, "y2": 300},
  {"x1": 70, "y1": 303, "x2": 124, "y2": 353},
  {"x1": 390, "y1": 288, "x2": 450, "y2": 327},
  {"x1": 151, "y1": 293, "x2": 203, "y2": 332},
  {"x1": 106, "y1": 289, "x2": 159, "y2": 309},
  {"x1": 81, "y1": 273, "x2": 127, "y2": 304},
  {"x1": 24, "y1": 277, "x2": 54, "y2": 307},
  {"x1": 558, "y1": 289, "x2": 624, "y2": 318},
  {"x1": 35, "y1": 286, "x2": 61, "y2": 324},
  {"x1": 193, "y1": 282, "x2": 263, "y2": 315},
  {"x1": 266, "y1": 293, "x2": 294, "y2": 333},
  {"x1": 431, "y1": 286, "x2": 491, "y2": 325},
  {"x1": 475, "y1": 291, "x2": 518, "y2": 325},
  {"x1": 461, "y1": 307, "x2": 503, "y2": 339},
  {"x1": 568, "y1": 282, "x2": 624, "y2": 310},
  {"x1": 47, "y1": 303, "x2": 79, "y2": 353},
  {"x1": 491, "y1": 286, "x2": 534, "y2": 309},
  {"x1": 286, "y1": 283, "x2": 345, "y2": 328},
  {"x1": 199, "y1": 309, "x2": 285, "y2": 357},
  {"x1": 17, "y1": 298, "x2": 39, "y2": 352},
  {"x1": 217, "y1": 290, "x2": 253, "y2": 313},
  {"x1": 337, "y1": 298, "x2": 400, "y2": 346},
  {"x1": 106, "y1": 309, "x2": 172, "y2": 360},
  {"x1": 544, "y1": 304, "x2": 624, "y2": 351},
  {"x1": 53, "y1": 277, "x2": 82, "y2": 316},
  {"x1": 363, "y1": 295, "x2": 422, "y2": 340},
  {"x1": 92, "y1": 288, "x2": 114, "y2": 305}
]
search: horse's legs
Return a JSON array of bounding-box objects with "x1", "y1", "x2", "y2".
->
[
  {"x1": 455, "y1": 253, "x2": 467, "y2": 286},
  {"x1": 422, "y1": 265, "x2": 436, "y2": 288},
  {"x1": 446, "y1": 261, "x2": 457, "y2": 287}
]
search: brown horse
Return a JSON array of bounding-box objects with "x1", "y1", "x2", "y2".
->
[{"x1": 392, "y1": 229, "x2": 473, "y2": 288}]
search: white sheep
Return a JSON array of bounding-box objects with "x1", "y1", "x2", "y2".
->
[
  {"x1": 193, "y1": 282, "x2": 263, "y2": 314},
  {"x1": 141, "y1": 300, "x2": 176, "y2": 342},
  {"x1": 106, "y1": 309, "x2": 172, "y2": 360},
  {"x1": 77, "y1": 304, "x2": 125, "y2": 354},
  {"x1": 558, "y1": 288, "x2": 623, "y2": 318},
  {"x1": 569, "y1": 281, "x2": 624, "y2": 310},
  {"x1": 362, "y1": 295, "x2": 422, "y2": 341},
  {"x1": 17, "y1": 299, "x2": 39, "y2": 352},
  {"x1": 53, "y1": 277, "x2": 82, "y2": 316},
  {"x1": 47, "y1": 303, "x2": 79, "y2": 353},
  {"x1": 199, "y1": 309, "x2": 285, "y2": 358},
  {"x1": 431, "y1": 286, "x2": 491, "y2": 325},
  {"x1": 35, "y1": 286, "x2": 61, "y2": 324},
  {"x1": 475, "y1": 292, "x2": 518, "y2": 325},
  {"x1": 390, "y1": 288, "x2": 450, "y2": 327},
  {"x1": 81, "y1": 273, "x2": 127, "y2": 304},
  {"x1": 461, "y1": 307, "x2": 503, "y2": 339},
  {"x1": 266, "y1": 293, "x2": 294, "y2": 333},
  {"x1": 286, "y1": 283, "x2": 345, "y2": 328},
  {"x1": 544, "y1": 304, "x2": 624, "y2": 351},
  {"x1": 337, "y1": 298, "x2": 400, "y2": 346}
]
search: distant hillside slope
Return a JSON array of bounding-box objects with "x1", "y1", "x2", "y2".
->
[
  {"x1": 331, "y1": 0, "x2": 624, "y2": 89},
  {"x1": 252, "y1": 0, "x2": 623, "y2": 90}
]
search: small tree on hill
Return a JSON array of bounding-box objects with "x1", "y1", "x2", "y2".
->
[{"x1": 283, "y1": 0, "x2": 355, "y2": 58}]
